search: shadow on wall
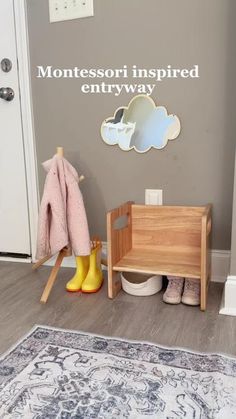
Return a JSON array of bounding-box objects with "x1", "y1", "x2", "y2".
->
[
  {"x1": 66, "y1": 149, "x2": 107, "y2": 241},
  {"x1": 27, "y1": 0, "x2": 236, "y2": 250},
  {"x1": 224, "y1": 0, "x2": 236, "y2": 259},
  {"x1": 224, "y1": 1, "x2": 236, "y2": 245}
]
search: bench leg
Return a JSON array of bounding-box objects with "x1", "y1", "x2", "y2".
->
[
  {"x1": 108, "y1": 269, "x2": 121, "y2": 299},
  {"x1": 200, "y1": 274, "x2": 207, "y2": 311}
]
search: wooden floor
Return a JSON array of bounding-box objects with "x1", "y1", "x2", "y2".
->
[{"x1": 0, "y1": 261, "x2": 236, "y2": 356}]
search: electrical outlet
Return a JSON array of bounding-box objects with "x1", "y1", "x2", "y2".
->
[
  {"x1": 145, "y1": 189, "x2": 163, "y2": 205},
  {"x1": 49, "y1": 0, "x2": 94, "y2": 23}
]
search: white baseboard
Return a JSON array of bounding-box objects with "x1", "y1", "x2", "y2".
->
[
  {"x1": 0, "y1": 256, "x2": 31, "y2": 263},
  {"x1": 44, "y1": 254, "x2": 76, "y2": 268},
  {"x1": 43, "y1": 244, "x2": 230, "y2": 283},
  {"x1": 43, "y1": 241, "x2": 108, "y2": 269},
  {"x1": 210, "y1": 250, "x2": 230, "y2": 283},
  {"x1": 219, "y1": 276, "x2": 236, "y2": 316}
]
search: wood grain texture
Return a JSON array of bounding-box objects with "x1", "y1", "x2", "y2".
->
[
  {"x1": 0, "y1": 261, "x2": 235, "y2": 358},
  {"x1": 37, "y1": 248, "x2": 72, "y2": 304},
  {"x1": 40, "y1": 250, "x2": 65, "y2": 304},
  {"x1": 132, "y1": 205, "x2": 203, "y2": 249},
  {"x1": 113, "y1": 248, "x2": 201, "y2": 278},
  {"x1": 32, "y1": 254, "x2": 52, "y2": 270},
  {"x1": 107, "y1": 203, "x2": 212, "y2": 311},
  {"x1": 107, "y1": 202, "x2": 133, "y2": 298},
  {"x1": 200, "y1": 204, "x2": 212, "y2": 311}
]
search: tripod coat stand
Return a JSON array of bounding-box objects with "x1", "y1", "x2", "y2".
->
[{"x1": 33, "y1": 147, "x2": 85, "y2": 304}]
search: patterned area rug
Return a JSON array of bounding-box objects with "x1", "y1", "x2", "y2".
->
[{"x1": 0, "y1": 326, "x2": 236, "y2": 418}]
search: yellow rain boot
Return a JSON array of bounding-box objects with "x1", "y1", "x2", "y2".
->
[
  {"x1": 66, "y1": 255, "x2": 90, "y2": 292},
  {"x1": 82, "y1": 243, "x2": 103, "y2": 293}
]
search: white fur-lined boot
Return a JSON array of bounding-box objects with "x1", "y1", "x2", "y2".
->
[
  {"x1": 163, "y1": 276, "x2": 184, "y2": 304},
  {"x1": 182, "y1": 278, "x2": 200, "y2": 306}
]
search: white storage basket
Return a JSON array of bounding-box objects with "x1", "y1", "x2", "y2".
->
[{"x1": 121, "y1": 272, "x2": 162, "y2": 296}]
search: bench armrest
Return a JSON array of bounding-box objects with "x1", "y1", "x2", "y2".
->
[
  {"x1": 202, "y1": 204, "x2": 212, "y2": 236},
  {"x1": 107, "y1": 201, "x2": 133, "y2": 267}
]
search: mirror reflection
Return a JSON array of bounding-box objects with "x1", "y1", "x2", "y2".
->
[{"x1": 101, "y1": 95, "x2": 181, "y2": 153}]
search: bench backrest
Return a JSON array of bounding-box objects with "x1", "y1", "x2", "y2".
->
[{"x1": 132, "y1": 205, "x2": 205, "y2": 250}]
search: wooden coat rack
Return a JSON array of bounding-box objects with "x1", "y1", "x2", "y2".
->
[{"x1": 33, "y1": 147, "x2": 84, "y2": 304}]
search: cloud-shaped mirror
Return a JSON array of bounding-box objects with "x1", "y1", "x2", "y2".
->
[{"x1": 101, "y1": 95, "x2": 181, "y2": 153}]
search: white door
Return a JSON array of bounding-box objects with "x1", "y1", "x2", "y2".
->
[{"x1": 0, "y1": 0, "x2": 31, "y2": 256}]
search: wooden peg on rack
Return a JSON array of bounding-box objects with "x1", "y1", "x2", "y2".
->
[
  {"x1": 57, "y1": 146, "x2": 64, "y2": 157},
  {"x1": 57, "y1": 147, "x2": 84, "y2": 184}
]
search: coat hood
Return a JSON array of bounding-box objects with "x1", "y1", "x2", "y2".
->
[{"x1": 42, "y1": 154, "x2": 79, "y2": 183}]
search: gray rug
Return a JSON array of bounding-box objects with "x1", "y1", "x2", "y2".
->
[{"x1": 0, "y1": 326, "x2": 236, "y2": 418}]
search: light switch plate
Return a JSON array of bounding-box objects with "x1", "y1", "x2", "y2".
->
[
  {"x1": 145, "y1": 189, "x2": 163, "y2": 205},
  {"x1": 49, "y1": 0, "x2": 94, "y2": 23}
]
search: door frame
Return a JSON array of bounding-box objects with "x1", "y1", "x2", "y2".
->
[{"x1": 4, "y1": 0, "x2": 39, "y2": 263}]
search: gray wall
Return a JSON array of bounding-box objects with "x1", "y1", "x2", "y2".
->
[
  {"x1": 27, "y1": 0, "x2": 236, "y2": 249},
  {"x1": 230, "y1": 152, "x2": 236, "y2": 274}
]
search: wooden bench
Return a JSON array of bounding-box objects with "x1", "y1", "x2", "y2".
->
[{"x1": 107, "y1": 202, "x2": 212, "y2": 311}]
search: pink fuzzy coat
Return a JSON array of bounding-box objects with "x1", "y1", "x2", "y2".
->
[{"x1": 36, "y1": 155, "x2": 90, "y2": 259}]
